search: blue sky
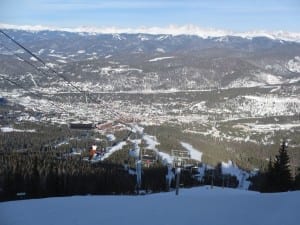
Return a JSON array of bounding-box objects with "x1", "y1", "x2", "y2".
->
[{"x1": 0, "y1": 0, "x2": 299, "y2": 31}]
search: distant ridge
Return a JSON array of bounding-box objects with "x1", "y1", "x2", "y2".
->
[{"x1": 1, "y1": 23, "x2": 300, "y2": 42}]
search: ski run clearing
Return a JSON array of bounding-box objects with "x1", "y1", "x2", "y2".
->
[
  {"x1": 1, "y1": 186, "x2": 299, "y2": 225},
  {"x1": 181, "y1": 142, "x2": 203, "y2": 162}
]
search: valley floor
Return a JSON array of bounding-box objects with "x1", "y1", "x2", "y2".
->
[{"x1": 1, "y1": 186, "x2": 299, "y2": 225}]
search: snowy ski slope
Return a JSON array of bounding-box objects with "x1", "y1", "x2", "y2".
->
[{"x1": 1, "y1": 186, "x2": 299, "y2": 225}]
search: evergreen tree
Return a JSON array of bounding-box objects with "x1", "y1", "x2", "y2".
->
[
  {"x1": 271, "y1": 140, "x2": 292, "y2": 192},
  {"x1": 262, "y1": 157, "x2": 275, "y2": 192},
  {"x1": 294, "y1": 168, "x2": 300, "y2": 190}
]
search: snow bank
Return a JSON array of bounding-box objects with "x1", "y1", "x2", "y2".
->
[{"x1": 1, "y1": 186, "x2": 299, "y2": 225}]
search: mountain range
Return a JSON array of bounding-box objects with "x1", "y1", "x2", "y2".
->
[{"x1": 0, "y1": 25, "x2": 299, "y2": 169}]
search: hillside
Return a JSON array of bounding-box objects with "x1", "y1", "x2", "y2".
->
[{"x1": 0, "y1": 27, "x2": 299, "y2": 170}]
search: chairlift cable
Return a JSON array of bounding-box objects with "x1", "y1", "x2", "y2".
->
[
  {"x1": 0, "y1": 74, "x2": 69, "y2": 114},
  {"x1": 0, "y1": 29, "x2": 123, "y2": 119},
  {"x1": 0, "y1": 29, "x2": 142, "y2": 162}
]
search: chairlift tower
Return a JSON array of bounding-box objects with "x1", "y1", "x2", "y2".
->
[
  {"x1": 128, "y1": 140, "x2": 142, "y2": 194},
  {"x1": 171, "y1": 149, "x2": 190, "y2": 195}
]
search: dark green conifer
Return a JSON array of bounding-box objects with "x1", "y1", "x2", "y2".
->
[{"x1": 271, "y1": 140, "x2": 292, "y2": 192}]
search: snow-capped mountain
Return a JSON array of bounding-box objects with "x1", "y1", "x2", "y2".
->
[
  {"x1": 1, "y1": 26, "x2": 299, "y2": 92},
  {"x1": 1, "y1": 23, "x2": 300, "y2": 42}
]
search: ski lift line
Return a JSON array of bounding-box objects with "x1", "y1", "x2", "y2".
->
[
  {"x1": 0, "y1": 35, "x2": 136, "y2": 163},
  {"x1": 0, "y1": 30, "x2": 125, "y2": 120},
  {"x1": 1, "y1": 30, "x2": 83, "y2": 92},
  {"x1": 0, "y1": 29, "x2": 82, "y2": 93},
  {"x1": 0, "y1": 29, "x2": 139, "y2": 149},
  {"x1": 0, "y1": 44, "x2": 61, "y2": 84},
  {"x1": 2, "y1": 43, "x2": 118, "y2": 118},
  {"x1": 0, "y1": 75, "x2": 70, "y2": 114}
]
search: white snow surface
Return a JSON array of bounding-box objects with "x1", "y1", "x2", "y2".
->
[
  {"x1": 1, "y1": 23, "x2": 300, "y2": 42},
  {"x1": 29, "y1": 56, "x2": 37, "y2": 62},
  {"x1": 0, "y1": 127, "x2": 36, "y2": 133},
  {"x1": 1, "y1": 187, "x2": 299, "y2": 225},
  {"x1": 149, "y1": 56, "x2": 174, "y2": 62},
  {"x1": 106, "y1": 134, "x2": 116, "y2": 141},
  {"x1": 180, "y1": 142, "x2": 203, "y2": 162}
]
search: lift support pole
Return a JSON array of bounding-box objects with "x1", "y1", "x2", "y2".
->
[{"x1": 175, "y1": 167, "x2": 181, "y2": 195}]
